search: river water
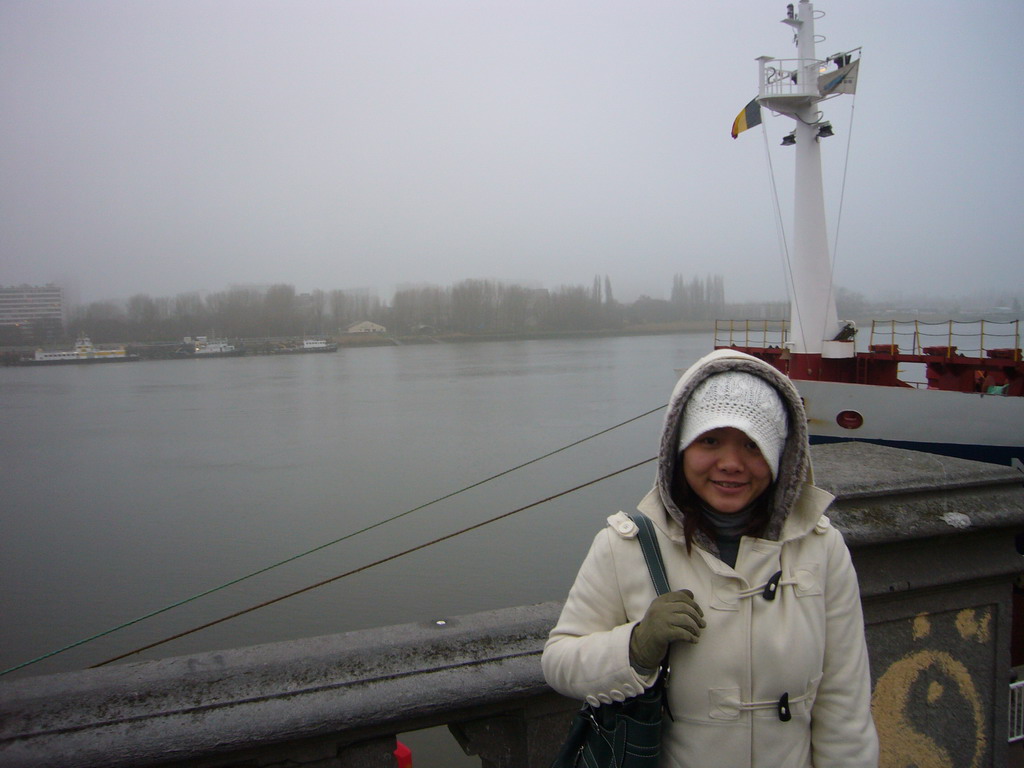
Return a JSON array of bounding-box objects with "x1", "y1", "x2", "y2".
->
[{"x1": 1, "y1": 333, "x2": 710, "y2": 760}]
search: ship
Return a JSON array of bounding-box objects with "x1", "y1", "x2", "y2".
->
[
  {"x1": 20, "y1": 335, "x2": 139, "y2": 365},
  {"x1": 717, "y1": 1, "x2": 1023, "y2": 468},
  {"x1": 177, "y1": 336, "x2": 246, "y2": 358},
  {"x1": 270, "y1": 338, "x2": 339, "y2": 354}
]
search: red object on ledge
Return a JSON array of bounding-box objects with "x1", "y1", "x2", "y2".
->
[{"x1": 394, "y1": 740, "x2": 413, "y2": 768}]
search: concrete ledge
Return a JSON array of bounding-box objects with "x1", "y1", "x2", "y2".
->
[
  {"x1": 808, "y1": 443, "x2": 1024, "y2": 599},
  {"x1": 813, "y1": 442, "x2": 1024, "y2": 546},
  {"x1": 0, "y1": 603, "x2": 562, "y2": 768}
]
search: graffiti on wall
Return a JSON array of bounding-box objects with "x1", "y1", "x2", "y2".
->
[{"x1": 870, "y1": 607, "x2": 992, "y2": 768}]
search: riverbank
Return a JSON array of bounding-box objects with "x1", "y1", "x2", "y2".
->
[
  {"x1": 0, "y1": 322, "x2": 717, "y2": 364},
  {"x1": 8, "y1": 312, "x2": 1016, "y2": 365}
]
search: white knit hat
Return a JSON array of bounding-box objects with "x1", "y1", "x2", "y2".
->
[{"x1": 678, "y1": 371, "x2": 789, "y2": 479}]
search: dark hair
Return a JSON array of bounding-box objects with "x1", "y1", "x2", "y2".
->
[{"x1": 670, "y1": 463, "x2": 774, "y2": 554}]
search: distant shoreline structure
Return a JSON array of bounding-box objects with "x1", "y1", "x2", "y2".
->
[
  {"x1": 1, "y1": 324, "x2": 715, "y2": 365},
  {"x1": 3, "y1": 314, "x2": 1021, "y2": 365}
]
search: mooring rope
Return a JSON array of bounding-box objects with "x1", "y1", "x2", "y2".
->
[
  {"x1": 823, "y1": 92, "x2": 858, "y2": 342},
  {"x1": 90, "y1": 456, "x2": 658, "y2": 667},
  {"x1": 761, "y1": 118, "x2": 803, "y2": 351},
  {"x1": 1, "y1": 405, "x2": 666, "y2": 677}
]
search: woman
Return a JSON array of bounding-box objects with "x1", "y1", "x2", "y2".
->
[{"x1": 542, "y1": 349, "x2": 878, "y2": 767}]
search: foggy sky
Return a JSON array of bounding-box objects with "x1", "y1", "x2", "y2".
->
[{"x1": 2, "y1": 0, "x2": 1022, "y2": 306}]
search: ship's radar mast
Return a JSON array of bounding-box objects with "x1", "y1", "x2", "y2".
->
[{"x1": 755, "y1": 0, "x2": 858, "y2": 363}]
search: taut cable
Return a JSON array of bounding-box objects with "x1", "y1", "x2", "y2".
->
[
  {"x1": 91, "y1": 456, "x2": 658, "y2": 667},
  {"x1": 1, "y1": 405, "x2": 666, "y2": 677}
]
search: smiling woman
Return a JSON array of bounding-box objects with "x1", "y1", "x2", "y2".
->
[{"x1": 543, "y1": 349, "x2": 879, "y2": 767}]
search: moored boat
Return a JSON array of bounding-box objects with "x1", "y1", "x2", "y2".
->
[
  {"x1": 716, "y1": 1, "x2": 1023, "y2": 467},
  {"x1": 20, "y1": 335, "x2": 139, "y2": 365},
  {"x1": 177, "y1": 336, "x2": 245, "y2": 358},
  {"x1": 270, "y1": 338, "x2": 339, "y2": 354}
]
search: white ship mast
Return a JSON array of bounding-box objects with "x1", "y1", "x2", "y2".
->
[
  {"x1": 757, "y1": 0, "x2": 856, "y2": 364},
  {"x1": 720, "y1": 3, "x2": 1022, "y2": 467}
]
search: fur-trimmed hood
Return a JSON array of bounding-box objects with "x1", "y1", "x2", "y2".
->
[{"x1": 653, "y1": 349, "x2": 816, "y2": 551}]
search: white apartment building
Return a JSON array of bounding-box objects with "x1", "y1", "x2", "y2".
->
[{"x1": 0, "y1": 284, "x2": 66, "y2": 329}]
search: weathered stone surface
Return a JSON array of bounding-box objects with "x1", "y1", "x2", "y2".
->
[
  {"x1": 812, "y1": 441, "x2": 1024, "y2": 545},
  {"x1": 812, "y1": 443, "x2": 1023, "y2": 768},
  {"x1": 0, "y1": 602, "x2": 561, "y2": 767}
]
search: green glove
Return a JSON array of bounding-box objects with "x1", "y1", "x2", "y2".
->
[{"x1": 629, "y1": 589, "x2": 705, "y2": 672}]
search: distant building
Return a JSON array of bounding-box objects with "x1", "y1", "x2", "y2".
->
[
  {"x1": 0, "y1": 284, "x2": 65, "y2": 335},
  {"x1": 346, "y1": 320, "x2": 387, "y2": 334},
  {"x1": 227, "y1": 284, "x2": 273, "y2": 295}
]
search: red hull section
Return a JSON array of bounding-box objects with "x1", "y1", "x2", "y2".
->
[{"x1": 715, "y1": 320, "x2": 1023, "y2": 395}]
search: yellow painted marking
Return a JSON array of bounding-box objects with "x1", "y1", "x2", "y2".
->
[
  {"x1": 955, "y1": 608, "x2": 991, "y2": 643},
  {"x1": 872, "y1": 650, "x2": 986, "y2": 768}
]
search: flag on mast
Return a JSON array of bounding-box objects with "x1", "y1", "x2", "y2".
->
[
  {"x1": 818, "y1": 58, "x2": 859, "y2": 95},
  {"x1": 730, "y1": 98, "x2": 762, "y2": 139}
]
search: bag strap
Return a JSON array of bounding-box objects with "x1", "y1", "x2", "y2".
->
[
  {"x1": 627, "y1": 512, "x2": 670, "y2": 596},
  {"x1": 626, "y1": 511, "x2": 675, "y2": 702}
]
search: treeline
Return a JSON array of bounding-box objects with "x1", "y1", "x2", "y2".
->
[
  {"x1": 10, "y1": 274, "x2": 730, "y2": 345},
  {"x1": 390, "y1": 276, "x2": 623, "y2": 335},
  {"x1": 63, "y1": 285, "x2": 382, "y2": 343},
  {"x1": 390, "y1": 274, "x2": 728, "y2": 335}
]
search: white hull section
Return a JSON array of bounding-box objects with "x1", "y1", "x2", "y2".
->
[{"x1": 797, "y1": 379, "x2": 1023, "y2": 454}]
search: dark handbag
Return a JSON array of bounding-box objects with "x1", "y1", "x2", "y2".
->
[{"x1": 550, "y1": 512, "x2": 671, "y2": 768}]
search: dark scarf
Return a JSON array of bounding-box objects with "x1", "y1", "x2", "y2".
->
[{"x1": 699, "y1": 502, "x2": 755, "y2": 569}]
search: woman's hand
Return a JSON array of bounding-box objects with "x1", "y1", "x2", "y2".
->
[{"x1": 629, "y1": 590, "x2": 705, "y2": 671}]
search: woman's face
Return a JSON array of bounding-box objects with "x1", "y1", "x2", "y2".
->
[{"x1": 682, "y1": 427, "x2": 773, "y2": 514}]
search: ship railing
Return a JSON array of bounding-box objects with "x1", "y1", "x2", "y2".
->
[
  {"x1": 868, "y1": 319, "x2": 1021, "y2": 360},
  {"x1": 1012, "y1": 675, "x2": 1024, "y2": 743},
  {"x1": 758, "y1": 57, "x2": 824, "y2": 99},
  {"x1": 713, "y1": 318, "x2": 789, "y2": 350}
]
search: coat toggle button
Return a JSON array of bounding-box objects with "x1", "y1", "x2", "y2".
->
[
  {"x1": 777, "y1": 692, "x2": 792, "y2": 722},
  {"x1": 762, "y1": 570, "x2": 783, "y2": 601}
]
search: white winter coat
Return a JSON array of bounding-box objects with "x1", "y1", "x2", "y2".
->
[{"x1": 542, "y1": 350, "x2": 878, "y2": 768}]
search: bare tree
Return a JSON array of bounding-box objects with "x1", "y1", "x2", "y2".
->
[
  {"x1": 306, "y1": 289, "x2": 326, "y2": 335},
  {"x1": 264, "y1": 284, "x2": 298, "y2": 336}
]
